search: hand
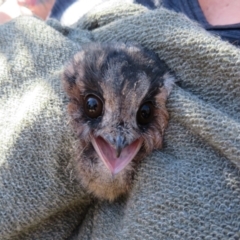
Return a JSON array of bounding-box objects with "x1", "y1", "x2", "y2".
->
[
  {"x1": 18, "y1": 0, "x2": 55, "y2": 20},
  {"x1": 0, "y1": 0, "x2": 55, "y2": 24}
]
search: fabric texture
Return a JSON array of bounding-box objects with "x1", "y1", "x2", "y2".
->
[{"x1": 0, "y1": 2, "x2": 240, "y2": 240}]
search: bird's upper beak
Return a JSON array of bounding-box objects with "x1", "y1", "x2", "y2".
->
[{"x1": 91, "y1": 135, "x2": 143, "y2": 175}]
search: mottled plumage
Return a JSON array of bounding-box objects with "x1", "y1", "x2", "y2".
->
[{"x1": 62, "y1": 42, "x2": 174, "y2": 201}]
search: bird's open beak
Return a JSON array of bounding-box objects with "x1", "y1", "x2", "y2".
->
[{"x1": 91, "y1": 136, "x2": 143, "y2": 175}]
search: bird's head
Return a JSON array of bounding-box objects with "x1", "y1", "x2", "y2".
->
[{"x1": 62, "y1": 42, "x2": 174, "y2": 201}]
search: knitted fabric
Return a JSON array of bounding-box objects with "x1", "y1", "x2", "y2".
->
[{"x1": 0, "y1": 2, "x2": 239, "y2": 240}]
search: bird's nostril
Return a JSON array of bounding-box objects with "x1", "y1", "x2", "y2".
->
[{"x1": 118, "y1": 121, "x2": 124, "y2": 127}]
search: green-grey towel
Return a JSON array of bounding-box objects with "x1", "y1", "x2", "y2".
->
[{"x1": 0, "y1": 2, "x2": 239, "y2": 240}]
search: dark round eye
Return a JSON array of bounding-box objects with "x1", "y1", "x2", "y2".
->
[
  {"x1": 137, "y1": 102, "x2": 154, "y2": 125},
  {"x1": 84, "y1": 95, "x2": 103, "y2": 119}
]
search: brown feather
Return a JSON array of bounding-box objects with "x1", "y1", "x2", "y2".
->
[{"x1": 62, "y1": 42, "x2": 175, "y2": 201}]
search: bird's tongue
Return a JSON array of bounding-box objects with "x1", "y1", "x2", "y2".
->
[{"x1": 91, "y1": 136, "x2": 143, "y2": 175}]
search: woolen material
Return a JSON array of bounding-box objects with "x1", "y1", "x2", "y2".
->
[{"x1": 0, "y1": 2, "x2": 239, "y2": 239}]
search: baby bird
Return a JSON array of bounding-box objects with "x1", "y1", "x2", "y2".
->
[{"x1": 62, "y1": 42, "x2": 174, "y2": 201}]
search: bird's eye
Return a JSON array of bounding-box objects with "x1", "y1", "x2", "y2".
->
[
  {"x1": 137, "y1": 102, "x2": 154, "y2": 125},
  {"x1": 84, "y1": 95, "x2": 103, "y2": 119}
]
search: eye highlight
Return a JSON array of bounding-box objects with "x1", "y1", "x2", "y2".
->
[
  {"x1": 84, "y1": 94, "x2": 103, "y2": 119},
  {"x1": 137, "y1": 102, "x2": 154, "y2": 126}
]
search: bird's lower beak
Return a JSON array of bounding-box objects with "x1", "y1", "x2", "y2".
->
[{"x1": 91, "y1": 136, "x2": 143, "y2": 175}]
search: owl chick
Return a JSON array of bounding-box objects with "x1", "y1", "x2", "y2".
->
[{"x1": 62, "y1": 42, "x2": 174, "y2": 201}]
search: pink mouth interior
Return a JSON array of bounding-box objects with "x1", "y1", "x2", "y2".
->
[{"x1": 91, "y1": 136, "x2": 143, "y2": 175}]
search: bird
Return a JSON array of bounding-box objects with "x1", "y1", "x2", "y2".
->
[{"x1": 62, "y1": 42, "x2": 174, "y2": 201}]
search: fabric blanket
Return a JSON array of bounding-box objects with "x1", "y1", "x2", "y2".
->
[{"x1": 0, "y1": 2, "x2": 240, "y2": 240}]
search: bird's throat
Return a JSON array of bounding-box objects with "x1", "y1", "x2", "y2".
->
[{"x1": 91, "y1": 136, "x2": 143, "y2": 175}]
